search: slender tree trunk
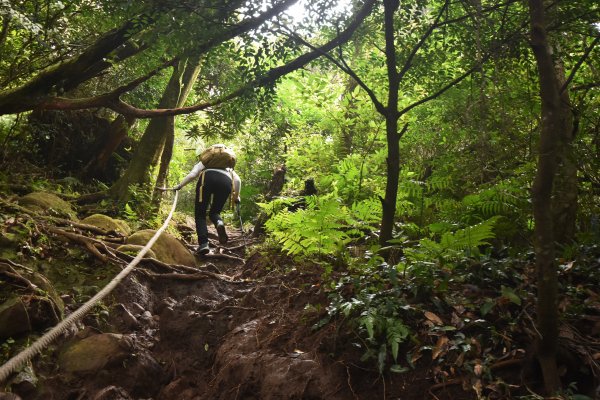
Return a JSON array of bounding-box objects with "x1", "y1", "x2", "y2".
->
[
  {"x1": 338, "y1": 29, "x2": 364, "y2": 159},
  {"x1": 551, "y1": 57, "x2": 577, "y2": 245},
  {"x1": 82, "y1": 114, "x2": 136, "y2": 179},
  {"x1": 109, "y1": 61, "x2": 186, "y2": 202},
  {"x1": 379, "y1": 0, "x2": 401, "y2": 247},
  {"x1": 154, "y1": 55, "x2": 203, "y2": 202},
  {"x1": 528, "y1": 0, "x2": 571, "y2": 393}
]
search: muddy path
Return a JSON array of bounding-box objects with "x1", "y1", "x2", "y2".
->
[{"x1": 11, "y1": 226, "x2": 357, "y2": 400}]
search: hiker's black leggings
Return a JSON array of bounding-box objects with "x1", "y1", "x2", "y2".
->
[{"x1": 194, "y1": 170, "x2": 232, "y2": 246}]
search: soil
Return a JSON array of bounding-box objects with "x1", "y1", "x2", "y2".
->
[
  {"x1": 2, "y1": 226, "x2": 406, "y2": 400},
  {"x1": 1, "y1": 218, "x2": 598, "y2": 400}
]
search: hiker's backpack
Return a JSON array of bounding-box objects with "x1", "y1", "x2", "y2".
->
[{"x1": 199, "y1": 144, "x2": 236, "y2": 169}]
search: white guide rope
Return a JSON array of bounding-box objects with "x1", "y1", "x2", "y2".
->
[{"x1": 0, "y1": 191, "x2": 179, "y2": 383}]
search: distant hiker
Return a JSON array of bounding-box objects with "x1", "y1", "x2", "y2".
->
[
  {"x1": 288, "y1": 178, "x2": 317, "y2": 212},
  {"x1": 160, "y1": 144, "x2": 241, "y2": 256}
]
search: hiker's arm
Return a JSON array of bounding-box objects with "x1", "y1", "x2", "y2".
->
[
  {"x1": 233, "y1": 171, "x2": 241, "y2": 203},
  {"x1": 175, "y1": 162, "x2": 205, "y2": 190}
]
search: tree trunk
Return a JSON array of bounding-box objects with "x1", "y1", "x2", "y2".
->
[
  {"x1": 379, "y1": 0, "x2": 401, "y2": 247},
  {"x1": 153, "y1": 55, "x2": 203, "y2": 203},
  {"x1": 82, "y1": 114, "x2": 136, "y2": 179},
  {"x1": 528, "y1": 0, "x2": 571, "y2": 393},
  {"x1": 380, "y1": 116, "x2": 401, "y2": 247},
  {"x1": 551, "y1": 57, "x2": 577, "y2": 245},
  {"x1": 253, "y1": 164, "x2": 287, "y2": 236},
  {"x1": 109, "y1": 61, "x2": 186, "y2": 202}
]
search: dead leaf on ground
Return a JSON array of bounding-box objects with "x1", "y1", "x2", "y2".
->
[
  {"x1": 424, "y1": 311, "x2": 443, "y2": 326},
  {"x1": 432, "y1": 336, "x2": 449, "y2": 360}
]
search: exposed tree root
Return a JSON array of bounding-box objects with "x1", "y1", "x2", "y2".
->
[
  {"x1": 47, "y1": 226, "x2": 108, "y2": 263},
  {"x1": 203, "y1": 252, "x2": 245, "y2": 263},
  {"x1": 144, "y1": 270, "x2": 249, "y2": 284},
  {"x1": 0, "y1": 262, "x2": 37, "y2": 291},
  {"x1": 201, "y1": 305, "x2": 257, "y2": 316}
]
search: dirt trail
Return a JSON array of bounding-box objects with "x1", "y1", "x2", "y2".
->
[{"x1": 18, "y1": 226, "x2": 354, "y2": 400}]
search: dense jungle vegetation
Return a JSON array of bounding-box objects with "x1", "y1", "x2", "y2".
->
[{"x1": 0, "y1": 0, "x2": 599, "y2": 399}]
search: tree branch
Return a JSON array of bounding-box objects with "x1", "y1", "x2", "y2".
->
[
  {"x1": 0, "y1": 16, "x2": 156, "y2": 115},
  {"x1": 83, "y1": 0, "x2": 377, "y2": 118},
  {"x1": 560, "y1": 36, "x2": 600, "y2": 94},
  {"x1": 0, "y1": 0, "x2": 299, "y2": 116},
  {"x1": 398, "y1": 62, "x2": 481, "y2": 118},
  {"x1": 41, "y1": 57, "x2": 179, "y2": 111},
  {"x1": 397, "y1": 0, "x2": 450, "y2": 82},
  {"x1": 274, "y1": 18, "x2": 385, "y2": 114}
]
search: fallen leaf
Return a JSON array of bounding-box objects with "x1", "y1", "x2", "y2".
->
[
  {"x1": 432, "y1": 336, "x2": 449, "y2": 360},
  {"x1": 424, "y1": 311, "x2": 443, "y2": 325},
  {"x1": 472, "y1": 379, "x2": 483, "y2": 397},
  {"x1": 410, "y1": 349, "x2": 423, "y2": 365}
]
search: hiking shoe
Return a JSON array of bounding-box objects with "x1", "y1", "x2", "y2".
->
[
  {"x1": 195, "y1": 242, "x2": 210, "y2": 256},
  {"x1": 216, "y1": 221, "x2": 228, "y2": 244}
]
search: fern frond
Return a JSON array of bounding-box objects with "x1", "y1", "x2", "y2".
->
[{"x1": 439, "y1": 216, "x2": 500, "y2": 251}]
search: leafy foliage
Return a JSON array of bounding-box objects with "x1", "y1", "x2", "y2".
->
[{"x1": 262, "y1": 194, "x2": 380, "y2": 259}]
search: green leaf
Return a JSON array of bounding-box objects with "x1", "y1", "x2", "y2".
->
[
  {"x1": 362, "y1": 314, "x2": 375, "y2": 339},
  {"x1": 501, "y1": 286, "x2": 521, "y2": 305},
  {"x1": 480, "y1": 299, "x2": 495, "y2": 316},
  {"x1": 390, "y1": 364, "x2": 409, "y2": 373},
  {"x1": 377, "y1": 344, "x2": 387, "y2": 374}
]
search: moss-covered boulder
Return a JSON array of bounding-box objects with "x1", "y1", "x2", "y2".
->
[
  {"x1": 126, "y1": 229, "x2": 194, "y2": 267},
  {"x1": 17, "y1": 192, "x2": 76, "y2": 219},
  {"x1": 58, "y1": 333, "x2": 133, "y2": 373},
  {"x1": 0, "y1": 297, "x2": 30, "y2": 340},
  {"x1": 116, "y1": 244, "x2": 157, "y2": 259},
  {"x1": 81, "y1": 214, "x2": 131, "y2": 235},
  {"x1": 0, "y1": 270, "x2": 64, "y2": 340}
]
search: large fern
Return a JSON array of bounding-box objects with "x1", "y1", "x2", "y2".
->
[
  {"x1": 264, "y1": 195, "x2": 381, "y2": 257},
  {"x1": 406, "y1": 216, "x2": 500, "y2": 262},
  {"x1": 439, "y1": 216, "x2": 500, "y2": 251}
]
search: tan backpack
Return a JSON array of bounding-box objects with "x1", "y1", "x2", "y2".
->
[{"x1": 199, "y1": 144, "x2": 236, "y2": 169}]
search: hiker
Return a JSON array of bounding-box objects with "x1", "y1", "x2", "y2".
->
[
  {"x1": 288, "y1": 178, "x2": 317, "y2": 212},
  {"x1": 159, "y1": 144, "x2": 241, "y2": 255}
]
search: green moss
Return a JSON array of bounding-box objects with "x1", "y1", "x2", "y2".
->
[
  {"x1": 81, "y1": 214, "x2": 131, "y2": 235},
  {"x1": 18, "y1": 192, "x2": 77, "y2": 219},
  {"x1": 127, "y1": 229, "x2": 195, "y2": 267}
]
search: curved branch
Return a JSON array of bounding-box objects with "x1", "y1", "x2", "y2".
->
[
  {"x1": 0, "y1": 0, "x2": 299, "y2": 116},
  {"x1": 397, "y1": 0, "x2": 450, "y2": 82},
  {"x1": 0, "y1": 16, "x2": 155, "y2": 115},
  {"x1": 75, "y1": 0, "x2": 377, "y2": 118},
  {"x1": 41, "y1": 57, "x2": 179, "y2": 111},
  {"x1": 275, "y1": 21, "x2": 386, "y2": 114},
  {"x1": 560, "y1": 35, "x2": 600, "y2": 94}
]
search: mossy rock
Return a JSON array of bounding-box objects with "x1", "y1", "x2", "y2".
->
[
  {"x1": 0, "y1": 267, "x2": 64, "y2": 340},
  {"x1": 81, "y1": 214, "x2": 131, "y2": 235},
  {"x1": 116, "y1": 244, "x2": 157, "y2": 259},
  {"x1": 17, "y1": 192, "x2": 76, "y2": 219},
  {"x1": 126, "y1": 229, "x2": 195, "y2": 267},
  {"x1": 27, "y1": 270, "x2": 65, "y2": 317},
  {"x1": 0, "y1": 297, "x2": 31, "y2": 340},
  {"x1": 58, "y1": 333, "x2": 132, "y2": 373}
]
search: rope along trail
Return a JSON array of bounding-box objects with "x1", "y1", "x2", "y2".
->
[{"x1": 0, "y1": 191, "x2": 179, "y2": 383}]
